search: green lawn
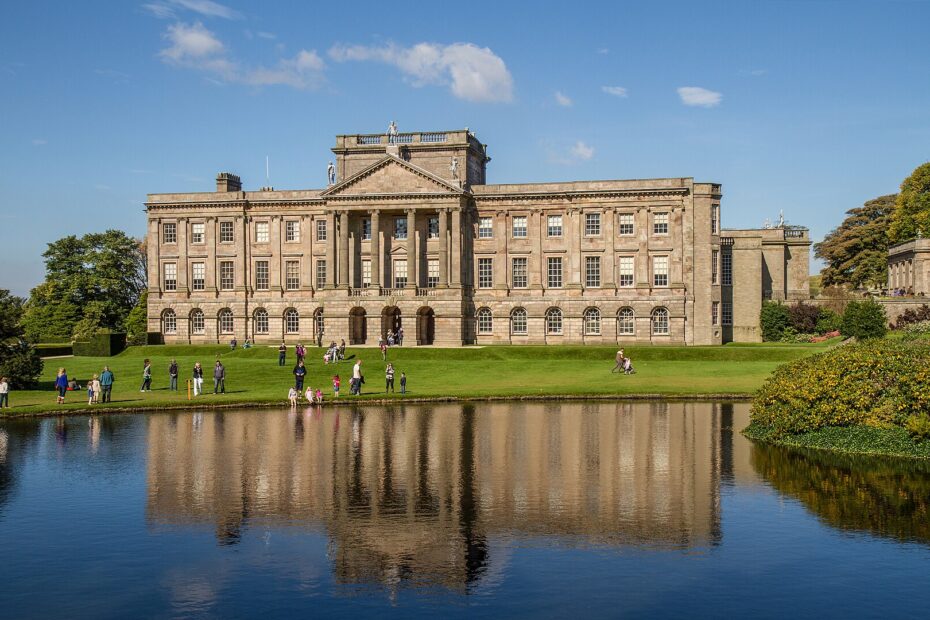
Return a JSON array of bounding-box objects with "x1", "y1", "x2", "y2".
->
[{"x1": 2, "y1": 341, "x2": 837, "y2": 415}]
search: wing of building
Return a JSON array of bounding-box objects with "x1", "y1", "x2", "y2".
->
[{"x1": 145, "y1": 128, "x2": 811, "y2": 345}]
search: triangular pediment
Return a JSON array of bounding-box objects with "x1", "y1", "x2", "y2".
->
[{"x1": 322, "y1": 156, "x2": 465, "y2": 197}]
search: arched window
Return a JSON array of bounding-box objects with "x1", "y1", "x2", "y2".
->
[
  {"x1": 546, "y1": 308, "x2": 563, "y2": 335},
  {"x1": 477, "y1": 307, "x2": 493, "y2": 334},
  {"x1": 313, "y1": 308, "x2": 324, "y2": 336},
  {"x1": 254, "y1": 308, "x2": 269, "y2": 334},
  {"x1": 617, "y1": 307, "x2": 635, "y2": 335},
  {"x1": 583, "y1": 307, "x2": 601, "y2": 335},
  {"x1": 285, "y1": 309, "x2": 300, "y2": 334},
  {"x1": 510, "y1": 307, "x2": 527, "y2": 335},
  {"x1": 219, "y1": 309, "x2": 234, "y2": 334},
  {"x1": 190, "y1": 309, "x2": 205, "y2": 335},
  {"x1": 651, "y1": 307, "x2": 669, "y2": 335},
  {"x1": 162, "y1": 309, "x2": 177, "y2": 334}
]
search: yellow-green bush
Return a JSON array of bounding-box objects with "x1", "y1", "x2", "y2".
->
[{"x1": 750, "y1": 340, "x2": 930, "y2": 438}]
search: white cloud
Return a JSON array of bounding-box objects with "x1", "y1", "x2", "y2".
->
[
  {"x1": 328, "y1": 42, "x2": 513, "y2": 103},
  {"x1": 601, "y1": 85, "x2": 628, "y2": 98},
  {"x1": 257, "y1": 31, "x2": 277, "y2": 40},
  {"x1": 158, "y1": 22, "x2": 325, "y2": 89},
  {"x1": 739, "y1": 68, "x2": 767, "y2": 77},
  {"x1": 142, "y1": 2, "x2": 176, "y2": 18},
  {"x1": 554, "y1": 91, "x2": 572, "y2": 107},
  {"x1": 677, "y1": 86, "x2": 722, "y2": 107},
  {"x1": 31, "y1": 138, "x2": 47, "y2": 146},
  {"x1": 570, "y1": 141, "x2": 594, "y2": 160},
  {"x1": 143, "y1": 0, "x2": 240, "y2": 20},
  {"x1": 597, "y1": 48, "x2": 609, "y2": 55}
]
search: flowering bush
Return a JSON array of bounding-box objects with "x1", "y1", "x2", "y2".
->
[
  {"x1": 750, "y1": 339, "x2": 930, "y2": 439},
  {"x1": 900, "y1": 320, "x2": 930, "y2": 341}
]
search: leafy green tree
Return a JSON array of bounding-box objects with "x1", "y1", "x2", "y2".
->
[
  {"x1": 840, "y1": 298, "x2": 888, "y2": 340},
  {"x1": 21, "y1": 230, "x2": 146, "y2": 342},
  {"x1": 760, "y1": 301, "x2": 791, "y2": 341},
  {"x1": 889, "y1": 162, "x2": 930, "y2": 243},
  {"x1": 124, "y1": 291, "x2": 149, "y2": 345},
  {"x1": 0, "y1": 289, "x2": 43, "y2": 387},
  {"x1": 814, "y1": 195, "x2": 896, "y2": 289}
]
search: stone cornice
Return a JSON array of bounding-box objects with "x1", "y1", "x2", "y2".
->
[{"x1": 473, "y1": 188, "x2": 690, "y2": 202}]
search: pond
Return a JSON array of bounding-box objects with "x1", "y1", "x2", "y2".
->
[{"x1": 1, "y1": 402, "x2": 929, "y2": 618}]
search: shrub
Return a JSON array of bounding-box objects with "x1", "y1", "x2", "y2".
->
[
  {"x1": 750, "y1": 339, "x2": 930, "y2": 439},
  {"x1": 905, "y1": 414, "x2": 930, "y2": 442},
  {"x1": 840, "y1": 298, "x2": 888, "y2": 340},
  {"x1": 72, "y1": 331, "x2": 126, "y2": 357},
  {"x1": 760, "y1": 301, "x2": 791, "y2": 341},
  {"x1": 892, "y1": 304, "x2": 930, "y2": 329},
  {"x1": 0, "y1": 340, "x2": 44, "y2": 388},
  {"x1": 815, "y1": 309, "x2": 842, "y2": 334},
  {"x1": 788, "y1": 302, "x2": 820, "y2": 333},
  {"x1": 900, "y1": 320, "x2": 930, "y2": 341}
]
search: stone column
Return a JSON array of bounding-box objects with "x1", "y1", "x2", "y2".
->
[
  {"x1": 438, "y1": 208, "x2": 448, "y2": 287},
  {"x1": 451, "y1": 208, "x2": 462, "y2": 287},
  {"x1": 406, "y1": 209, "x2": 417, "y2": 288},
  {"x1": 326, "y1": 211, "x2": 336, "y2": 288},
  {"x1": 339, "y1": 210, "x2": 349, "y2": 288},
  {"x1": 370, "y1": 209, "x2": 381, "y2": 289}
]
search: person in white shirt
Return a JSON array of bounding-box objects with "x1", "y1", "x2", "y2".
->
[{"x1": 0, "y1": 376, "x2": 9, "y2": 409}]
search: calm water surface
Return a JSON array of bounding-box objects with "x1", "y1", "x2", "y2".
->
[{"x1": 1, "y1": 402, "x2": 929, "y2": 619}]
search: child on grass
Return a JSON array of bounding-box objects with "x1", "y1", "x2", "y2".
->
[
  {"x1": 333, "y1": 375, "x2": 340, "y2": 397},
  {"x1": 288, "y1": 387, "x2": 298, "y2": 406},
  {"x1": 315, "y1": 388, "x2": 324, "y2": 404}
]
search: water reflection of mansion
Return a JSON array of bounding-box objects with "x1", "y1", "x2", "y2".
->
[{"x1": 145, "y1": 402, "x2": 753, "y2": 589}]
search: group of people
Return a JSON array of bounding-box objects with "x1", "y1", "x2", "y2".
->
[
  {"x1": 323, "y1": 340, "x2": 347, "y2": 364},
  {"x1": 377, "y1": 330, "x2": 403, "y2": 360},
  {"x1": 143, "y1": 358, "x2": 226, "y2": 395},
  {"x1": 611, "y1": 349, "x2": 635, "y2": 375},
  {"x1": 53, "y1": 366, "x2": 115, "y2": 405},
  {"x1": 288, "y1": 385, "x2": 326, "y2": 406}
]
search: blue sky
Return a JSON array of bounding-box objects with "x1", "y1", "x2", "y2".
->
[{"x1": 2, "y1": 0, "x2": 929, "y2": 296}]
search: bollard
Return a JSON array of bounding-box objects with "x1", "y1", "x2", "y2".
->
[{"x1": 187, "y1": 379, "x2": 192, "y2": 401}]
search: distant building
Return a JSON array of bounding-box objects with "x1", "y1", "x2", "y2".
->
[
  {"x1": 145, "y1": 127, "x2": 810, "y2": 345},
  {"x1": 887, "y1": 238, "x2": 930, "y2": 294}
]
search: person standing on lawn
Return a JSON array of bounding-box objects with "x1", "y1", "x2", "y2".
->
[
  {"x1": 168, "y1": 359, "x2": 179, "y2": 391},
  {"x1": 294, "y1": 360, "x2": 307, "y2": 392},
  {"x1": 333, "y1": 374, "x2": 340, "y2": 397},
  {"x1": 140, "y1": 359, "x2": 152, "y2": 392},
  {"x1": 192, "y1": 362, "x2": 204, "y2": 396},
  {"x1": 400, "y1": 372, "x2": 406, "y2": 395},
  {"x1": 0, "y1": 376, "x2": 9, "y2": 408},
  {"x1": 385, "y1": 363, "x2": 395, "y2": 393},
  {"x1": 99, "y1": 366, "x2": 114, "y2": 403},
  {"x1": 612, "y1": 349, "x2": 625, "y2": 373},
  {"x1": 397, "y1": 326, "x2": 404, "y2": 346},
  {"x1": 55, "y1": 368, "x2": 68, "y2": 404},
  {"x1": 213, "y1": 360, "x2": 226, "y2": 394},
  {"x1": 278, "y1": 342, "x2": 287, "y2": 366},
  {"x1": 351, "y1": 360, "x2": 362, "y2": 395}
]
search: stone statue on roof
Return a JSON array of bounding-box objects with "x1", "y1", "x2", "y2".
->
[
  {"x1": 777, "y1": 210, "x2": 785, "y2": 228},
  {"x1": 450, "y1": 156, "x2": 458, "y2": 179},
  {"x1": 327, "y1": 161, "x2": 335, "y2": 186},
  {"x1": 387, "y1": 120, "x2": 398, "y2": 143}
]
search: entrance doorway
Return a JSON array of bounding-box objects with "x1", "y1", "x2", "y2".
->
[
  {"x1": 416, "y1": 307, "x2": 435, "y2": 345},
  {"x1": 381, "y1": 306, "x2": 401, "y2": 340},
  {"x1": 349, "y1": 307, "x2": 367, "y2": 345}
]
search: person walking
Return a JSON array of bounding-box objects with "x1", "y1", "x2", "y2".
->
[
  {"x1": 397, "y1": 326, "x2": 404, "y2": 346},
  {"x1": 380, "y1": 339, "x2": 387, "y2": 361},
  {"x1": 213, "y1": 360, "x2": 226, "y2": 394},
  {"x1": 293, "y1": 360, "x2": 307, "y2": 392},
  {"x1": 99, "y1": 366, "x2": 114, "y2": 403},
  {"x1": 400, "y1": 372, "x2": 406, "y2": 395},
  {"x1": 55, "y1": 368, "x2": 68, "y2": 404},
  {"x1": 612, "y1": 349, "x2": 625, "y2": 373},
  {"x1": 278, "y1": 342, "x2": 287, "y2": 366},
  {"x1": 192, "y1": 362, "x2": 204, "y2": 396},
  {"x1": 296, "y1": 343, "x2": 305, "y2": 363},
  {"x1": 352, "y1": 360, "x2": 362, "y2": 395},
  {"x1": 339, "y1": 339, "x2": 346, "y2": 361},
  {"x1": 168, "y1": 359, "x2": 179, "y2": 391},
  {"x1": 88, "y1": 375, "x2": 101, "y2": 404},
  {"x1": 385, "y1": 363, "x2": 395, "y2": 393},
  {"x1": 0, "y1": 376, "x2": 9, "y2": 408},
  {"x1": 333, "y1": 374, "x2": 340, "y2": 397},
  {"x1": 140, "y1": 359, "x2": 152, "y2": 392}
]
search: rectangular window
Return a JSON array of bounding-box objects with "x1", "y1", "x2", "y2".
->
[
  {"x1": 162, "y1": 222, "x2": 177, "y2": 244},
  {"x1": 512, "y1": 216, "x2": 527, "y2": 238},
  {"x1": 220, "y1": 221, "x2": 234, "y2": 243},
  {"x1": 316, "y1": 219, "x2": 327, "y2": 242},
  {"x1": 653, "y1": 212, "x2": 669, "y2": 235},
  {"x1": 711, "y1": 205, "x2": 719, "y2": 234},
  {"x1": 191, "y1": 262, "x2": 205, "y2": 291},
  {"x1": 619, "y1": 256, "x2": 634, "y2": 287},
  {"x1": 220, "y1": 261, "x2": 234, "y2": 290},
  {"x1": 361, "y1": 260, "x2": 371, "y2": 288},
  {"x1": 653, "y1": 255, "x2": 669, "y2": 287},
  {"x1": 585, "y1": 255, "x2": 601, "y2": 288},
  {"x1": 361, "y1": 218, "x2": 371, "y2": 241},
  {"x1": 315, "y1": 260, "x2": 327, "y2": 288},
  {"x1": 478, "y1": 217, "x2": 493, "y2": 238},
  {"x1": 393, "y1": 259, "x2": 407, "y2": 288},
  {"x1": 255, "y1": 260, "x2": 269, "y2": 290},
  {"x1": 428, "y1": 216, "x2": 439, "y2": 239},
  {"x1": 285, "y1": 221, "x2": 300, "y2": 242},
  {"x1": 394, "y1": 217, "x2": 407, "y2": 240},
  {"x1": 618, "y1": 213, "x2": 634, "y2": 236},
  {"x1": 512, "y1": 257, "x2": 527, "y2": 288},
  {"x1": 163, "y1": 263, "x2": 177, "y2": 291},
  {"x1": 547, "y1": 257, "x2": 563, "y2": 288},
  {"x1": 722, "y1": 252, "x2": 732, "y2": 285},
  {"x1": 712, "y1": 250, "x2": 719, "y2": 284},
  {"x1": 255, "y1": 221, "x2": 269, "y2": 243},
  {"x1": 547, "y1": 215, "x2": 563, "y2": 237},
  {"x1": 427, "y1": 259, "x2": 439, "y2": 288},
  {"x1": 722, "y1": 301, "x2": 733, "y2": 326},
  {"x1": 285, "y1": 260, "x2": 300, "y2": 290},
  {"x1": 712, "y1": 301, "x2": 720, "y2": 326},
  {"x1": 478, "y1": 258, "x2": 493, "y2": 288},
  {"x1": 191, "y1": 222, "x2": 205, "y2": 244},
  {"x1": 585, "y1": 213, "x2": 601, "y2": 236}
]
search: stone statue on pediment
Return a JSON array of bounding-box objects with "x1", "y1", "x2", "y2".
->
[
  {"x1": 777, "y1": 210, "x2": 785, "y2": 228},
  {"x1": 327, "y1": 161, "x2": 336, "y2": 186},
  {"x1": 450, "y1": 156, "x2": 458, "y2": 179}
]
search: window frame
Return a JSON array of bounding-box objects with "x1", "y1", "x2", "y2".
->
[
  {"x1": 191, "y1": 262, "x2": 205, "y2": 291},
  {"x1": 190, "y1": 310, "x2": 205, "y2": 335},
  {"x1": 254, "y1": 260, "x2": 270, "y2": 291},
  {"x1": 511, "y1": 257, "x2": 528, "y2": 289},
  {"x1": 617, "y1": 308, "x2": 635, "y2": 335},
  {"x1": 618, "y1": 213, "x2": 634, "y2": 236},
  {"x1": 510, "y1": 308, "x2": 528, "y2": 335},
  {"x1": 547, "y1": 256, "x2": 563, "y2": 289},
  {"x1": 162, "y1": 309, "x2": 177, "y2": 334},
  {"x1": 427, "y1": 259, "x2": 439, "y2": 288},
  {"x1": 478, "y1": 217, "x2": 493, "y2": 239},
  {"x1": 652, "y1": 255, "x2": 669, "y2": 288},
  {"x1": 315, "y1": 259, "x2": 327, "y2": 289},
  {"x1": 219, "y1": 309, "x2": 234, "y2": 334},
  {"x1": 477, "y1": 308, "x2": 493, "y2": 334},
  {"x1": 427, "y1": 216, "x2": 439, "y2": 239},
  {"x1": 284, "y1": 309, "x2": 300, "y2": 334},
  {"x1": 285, "y1": 220, "x2": 300, "y2": 243},
  {"x1": 584, "y1": 212, "x2": 601, "y2": 236},
  {"x1": 477, "y1": 257, "x2": 493, "y2": 289},
  {"x1": 393, "y1": 259, "x2": 408, "y2": 288},
  {"x1": 545, "y1": 308, "x2": 563, "y2": 335},
  {"x1": 393, "y1": 217, "x2": 408, "y2": 240},
  {"x1": 653, "y1": 212, "x2": 669, "y2": 235},
  {"x1": 547, "y1": 214, "x2": 563, "y2": 238},
  {"x1": 162, "y1": 222, "x2": 177, "y2": 244},
  {"x1": 583, "y1": 307, "x2": 601, "y2": 335},
  {"x1": 285, "y1": 260, "x2": 300, "y2": 291},
  {"x1": 651, "y1": 307, "x2": 670, "y2": 335},
  {"x1": 163, "y1": 263, "x2": 177, "y2": 292},
  {"x1": 220, "y1": 221, "x2": 235, "y2": 243},
  {"x1": 585, "y1": 255, "x2": 601, "y2": 288},
  {"x1": 191, "y1": 222, "x2": 205, "y2": 244},
  {"x1": 316, "y1": 219, "x2": 327, "y2": 242},
  {"x1": 254, "y1": 308, "x2": 269, "y2": 334},
  {"x1": 255, "y1": 221, "x2": 270, "y2": 243},
  {"x1": 512, "y1": 216, "x2": 528, "y2": 239}
]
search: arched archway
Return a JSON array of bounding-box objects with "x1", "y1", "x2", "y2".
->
[
  {"x1": 381, "y1": 306, "x2": 401, "y2": 340},
  {"x1": 416, "y1": 307, "x2": 435, "y2": 345},
  {"x1": 349, "y1": 307, "x2": 367, "y2": 345}
]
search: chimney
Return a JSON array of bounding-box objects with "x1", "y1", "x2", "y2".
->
[{"x1": 216, "y1": 172, "x2": 242, "y2": 192}]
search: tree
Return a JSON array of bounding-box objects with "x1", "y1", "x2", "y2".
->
[
  {"x1": 0, "y1": 289, "x2": 43, "y2": 387},
  {"x1": 760, "y1": 301, "x2": 791, "y2": 341},
  {"x1": 814, "y1": 195, "x2": 896, "y2": 289},
  {"x1": 840, "y1": 298, "x2": 888, "y2": 340},
  {"x1": 889, "y1": 162, "x2": 930, "y2": 243},
  {"x1": 124, "y1": 291, "x2": 149, "y2": 346},
  {"x1": 21, "y1": 230, "x2": 146, "y2": 342}
]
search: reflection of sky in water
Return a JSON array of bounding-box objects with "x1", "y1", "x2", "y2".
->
[{"x1": 0, "y1": 403, "x2": 929, "y2": 618}]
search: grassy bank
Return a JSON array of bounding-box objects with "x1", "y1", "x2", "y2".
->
[{"x1": 0, "y1": 342, "x2": 837, "y2": 416}]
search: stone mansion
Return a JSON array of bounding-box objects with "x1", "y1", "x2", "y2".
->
[{"x1": 146, "y1": 127, "x2": 811, "y2": 346}]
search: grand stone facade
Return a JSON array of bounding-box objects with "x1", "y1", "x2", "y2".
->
[{"x1": 146, "y1": 128, "x2": 810, "y2": 345}]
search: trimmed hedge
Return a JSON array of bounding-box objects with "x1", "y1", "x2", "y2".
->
[
  {"x1": 749, "y1": 339, "x2": 930, "y2": 440},
  {"x1": 35, "y1": 343, "x2": 73, "y2": 357},
  {"x1": 73, "y1": 332, "x2": 126, "y2": 357}
]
